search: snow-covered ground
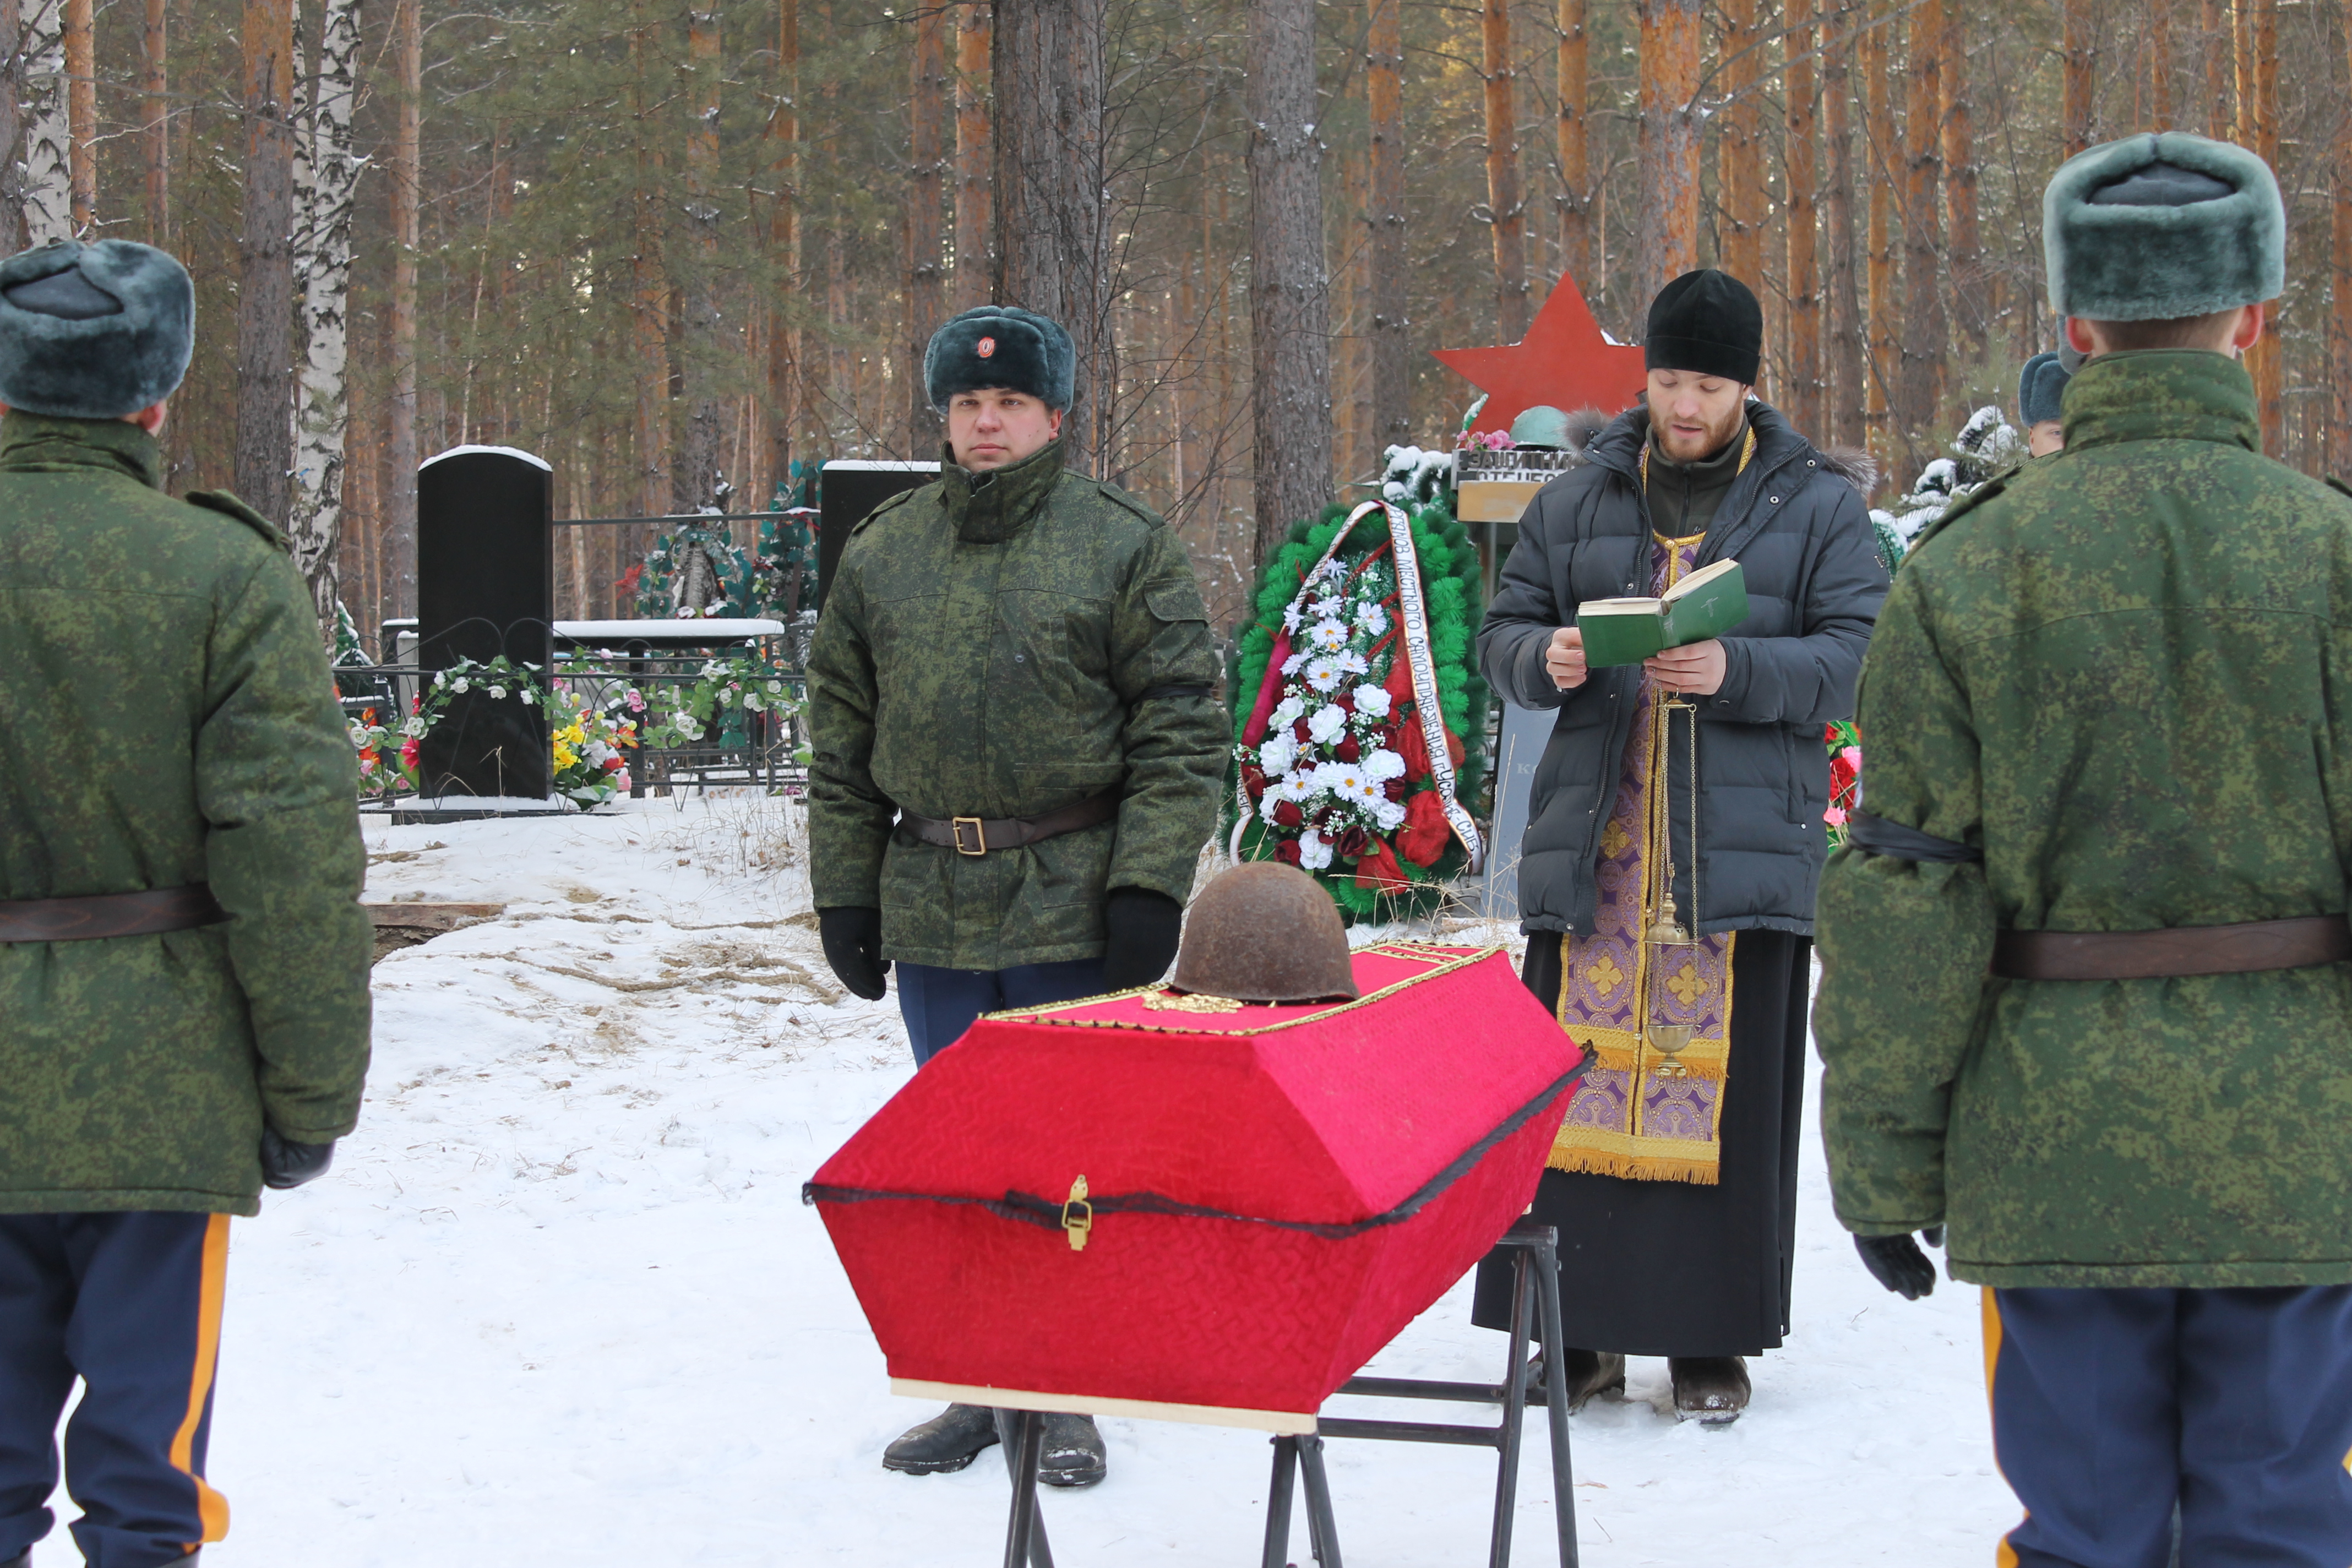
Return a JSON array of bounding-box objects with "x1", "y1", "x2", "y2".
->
[{"x1": 101, "y1": 798, "x2": 2012, "y2": 1566}]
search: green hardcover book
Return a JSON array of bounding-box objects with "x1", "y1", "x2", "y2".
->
[{"x1": 1575, "y1": 558, "x2": 1749, "y2": 668}]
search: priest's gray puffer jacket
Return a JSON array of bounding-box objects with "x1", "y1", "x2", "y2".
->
[{"x1": 1479, "y1": 399, "x2": 1888, "y2": 937}]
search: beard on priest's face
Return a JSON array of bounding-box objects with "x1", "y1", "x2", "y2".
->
[{"x1": 1644, "y1": 368, "x2": 1749, "y2": 464}]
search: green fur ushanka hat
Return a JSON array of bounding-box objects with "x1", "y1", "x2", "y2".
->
[
  {"x1": 2017, "y1": 351, "x2": 2071, "y2": 427},
  {"x1": 2043, "y1": 133, "x2": 2284, "y2": 322},
  {"x1": 923, "y1": 305, "x2": 1075, "y2": 412},
  {"x1": 0, "y1": 238, "x2": 193, "y2": 419}
]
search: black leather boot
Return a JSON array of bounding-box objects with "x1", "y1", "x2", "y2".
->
[
  {"x1": 1037, "y1": 1412, "x2": 1107, "y2": 1488},
  {"x1": 883, "y1": 1403, "x2": 1000, "y2": 1474},
  {"x1": 1668, "y1": 1356, "x2": 1751, "y2": 1424},
  {"x1": 1534, "y1": 1348, "x2": 1627, "y2": 1412}
]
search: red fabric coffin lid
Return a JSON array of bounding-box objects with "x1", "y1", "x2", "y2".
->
[{"x1": 807, "y1": 945, "x2": 1586, "y2": 1416}]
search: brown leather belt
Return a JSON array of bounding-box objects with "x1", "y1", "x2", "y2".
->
[
  {"x1": 0, "y1": 884, "x2": 229, "y2": 944},
  {"x1": 898, "y1": 792, "x2": 1121, "y2": 856},
  {"x1": 1992, "y1": 916, "x2": 2352, "y2": 981}
]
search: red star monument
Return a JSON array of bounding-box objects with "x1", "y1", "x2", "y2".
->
[{"x1": 1431, "y1": 272, "x2": 1648, "y2": 433}]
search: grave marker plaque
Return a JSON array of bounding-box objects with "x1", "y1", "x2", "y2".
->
[
  {"x1": 416, "y1": 445, "x2": 554, "y2": 801},
  {"x1": 816, "y1": 460, "x2": 939, "y2": 611}
]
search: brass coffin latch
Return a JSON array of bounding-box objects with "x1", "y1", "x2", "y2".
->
[{"x1": 1061, "y1": 1175, "x2": 1093, "y2": 1252}]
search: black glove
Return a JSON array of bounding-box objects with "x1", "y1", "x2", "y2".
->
[
  {"x1": 1099, "y1": 887, "x2": 1183, "y2": 991},
  {"x1": 1853, "y1": 1229, "x2": 1941, "y2": 1300},
  {"x1": 260, "y1": 1127, "x2": 335, "y2": 1191},
  {"x1": 819, "y1": 905, "x2": 890, "y2": 1001}
]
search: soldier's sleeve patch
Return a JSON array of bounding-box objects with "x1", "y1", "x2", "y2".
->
[{"x1": 184, "y1": 488, "x2": 288, "y2": 551}]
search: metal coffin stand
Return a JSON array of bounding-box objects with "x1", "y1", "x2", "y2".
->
[{"x1": 994, "y1": 1218, "x2": 1578, "y2": 1568}]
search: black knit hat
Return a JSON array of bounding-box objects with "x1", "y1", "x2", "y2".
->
[{"x1": 1643, "y1": 269, "x2": 1762, "y2": 384}]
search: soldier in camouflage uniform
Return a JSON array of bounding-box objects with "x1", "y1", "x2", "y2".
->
[
  {"x1": 1816, "y1": 134, "x2": 2352, "y2": 1566},
  {"x1": 807, "y1": 305, "x2": 1224, "y2": 1487},
  {"x1": 0, "y1": 240, "x2": 372, "y2": 1566}
]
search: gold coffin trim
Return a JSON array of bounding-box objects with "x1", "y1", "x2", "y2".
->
[
  {"x1": 1455, "y1": 478, "x2": 1544, "y2": 522},
  {"x1": 891, "y1": 1378, "x2": 1317, "y2": 1435},
  {"x1": 983, "y1": 944, "x2": 1503, "y2": 1036}
]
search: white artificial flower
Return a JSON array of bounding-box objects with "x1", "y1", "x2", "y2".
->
[
  {"x1": 1355, "y1": 601, "x2": 1389, "y2": 635},
  {"x1": 1308, "y1": 705, "x2": 1349, "y2": 744},
  {"x1": 1267, "y1": 772, "x2": 1311, "y2": 803},
  {"x1": 1335, "y1": 649, "x2": 1370, "y2": 678},
  {"x1": 1323, "y1": 764, "x2": 1376, "y2": 807},
  {"x1": 1282, "y1": 602, "x2": 1305, "y2": 634},
  {"x1": 1373, "y1": 798, "x2": 1408, "y2": 832},
  {"x1": 451, "y1": 677, "x2": 471, "y2": 694},
  {"x1": 1298, "y1": 829, "x2": 1334, "y2": 870},
  {"x1": 1364, "y1": 747, "x2": 1406, "y2": 781},
  {"x1": 1260, "y1": 733, "x2": 1299, "y2": 774},
  {"x1": 1304, "y1": 657, "x2": 1344, "y2": 694},
  {"x1": 1353, "y1": 684, "x2": 1393, "y2": 719},
  {"x1": 1281, "y1": 652, "x2": 1308, "y2": 677},
  {"x1": 1269, "y1": 695, "x2": 1305, "y2": 729},
  {"x1": 488, "y1": 684, "x2": 508, "y2": 700},
  {"x1": 1307, "y1": 619, "x2": 1350, "y2": 652},
  {"x1": 1310, "y1": 559, "x2": 1344, "y2": 585}
]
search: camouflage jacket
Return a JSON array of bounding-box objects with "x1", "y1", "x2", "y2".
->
[
  {"x1": 806, "y1": 439, "x2": 1224, "y2": 969},
  {"x1": 1815, "y1": 351, "x2": 2352, "y2": 1288},
  {"x1": 0, "y1": 412, "x2": 372, "y2": 1216}
]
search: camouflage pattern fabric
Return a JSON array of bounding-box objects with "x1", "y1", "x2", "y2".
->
[
  {"x1": 0, "y1": 411, "x2": 372, "y2": 1216},
  {"x1": 806, "y1": 438, "x2": 1224, "y2": 970},
  {"x1": 1815, "y1": 350, "x2": 2352, "y2": 1288}
]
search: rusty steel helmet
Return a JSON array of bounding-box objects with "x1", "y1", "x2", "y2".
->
[{"x1": 1168, "y1": 862, "x2": 1361, "y2": 1004}]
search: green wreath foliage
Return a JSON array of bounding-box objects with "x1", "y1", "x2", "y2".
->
[{"x1": 1224, "y1": 496, "x2": 1490, "y2": 923}]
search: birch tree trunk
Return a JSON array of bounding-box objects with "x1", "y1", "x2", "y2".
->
[
  {"x1": 62, "y1": 0, "x2": 85, "y2": 231},
  {"x1": 1716, "y1": 0, "x2": 1762, "y2": 288},
  {"x1": 952, "y1": 2, "x2": 990, "y2": 311},
  {"x1": 235, "y1": 0, "x2": 297, "y2": 525},
  {"x1": 993, "y1": 0, "x2": 1109, "y2": 471},
  {"x1": 1823, "y1": 1, "x2": 1864, "y2": 450},
  {"x1": 673, "y1": 3, "x2": 724, "y2": 514},
  {"x1": 1783, "y1": 0, "x2": 1820, "y2": 437},
  {"x1": 907, "y1": 7, "x2": 947, "y2": 452},
  {"x1": 1368, "y1": 0, "x2": 1409, "y2": 451},
  {"x1": 1245, "y1": 0, "x2": 1330, "y2": 561},
  {"x1": 1480, "y1": 0, "x2": 1527, "y2": 339},
  {"x1": 141, "y1": 0, "x2": 166, "y2": 242},
  {"x1": 384, "y1": 0, "x2": 418, "y2": 619},
  {"x1": 1898, "y1": 0, "x2": 1943, "y2": 457},
  {"x1": 1555, "y1": 0, "x2": 1588, "y2": 288},
  {"x1": 20, "y1": 0, "x2": 69, "y2": 244},
  {"x1": 289, "y1": 0, "x2": 362, "y2": 632},
  {"x1": 1635, "y1": 0, "x2": 1702, "y2": 307}
]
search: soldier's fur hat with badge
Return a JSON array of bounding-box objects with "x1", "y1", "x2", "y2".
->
[
  {"x1": 2017, "y1": 351, "x2": 2071, "y2": 427},
  {"x1": 2044, "y1": 132, "x2": 2285, "y2": 322},
  {"x1": 0, "y1": 238, "x2": 193, "y2": 420},
  {"x1": 923, "y1": 305, "x2": 1075, "y2": 412}
]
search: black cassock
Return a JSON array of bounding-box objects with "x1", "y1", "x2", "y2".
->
[{"x1": 1470, "y1": 929, "x2": 1811, "y2": 1358}]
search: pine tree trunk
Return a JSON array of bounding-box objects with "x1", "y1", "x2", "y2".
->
[
  {"x1": 2063, "y1": 0, "x2": 2095, "y2": 154},
  {"x1": 1481, "y1": 0, "x2": 1527, "y2": 339},
  {"x1": 1898, "y1": 0, "x2": 1942, "y2": 464},
  {"x1": 1246, "y1": 0, "x2": 1330, "y2": 561},
  {"x1": 952, "y1": 3, "x2": 991, "y2": 311},
  {"x1": 993, "y1": 0, "x2": 1109, "y2": 471},
  {"x1": 1556, "y1": 0, "x2": 1588, "y2": 288},
  {"x1": 288, "y1": 0, "x2": 361, "y2": 635},
  {"x1": 1716, "y1": 0, "x2": 1762, "y2": 288},
  {"x1": 235, "y1": 0, "x2": 296, "y2": 525},
  {"x1": 1941, "y1": 0, "x2": 1980, "y2": 355},
  {"x1": 2248, "y1": 0, "x2": 2280, "y2": 451},
  {"x1": 20, "y1": 0, "x2": 68, "y2": 243},
  {"x1": 2202, "y1": 0, "x2": 2231, "y2": 138},
  {"x1": 141, "y1": 0, "x2": 166, "y2": 242},
  {"x1": 1823, "y1": 1, "x2": 1864, "y2": 450},
  {"x1": 1369, "y1": 0, "x2": 1409, "y2": 451},
  {"x1": 674, "y1": 3, "x2": 724, "y2": 514},
  {"x1": 2233, "y1": 0, "x2": 2251, "y2": 139},
  {"x1": 631, "y1": 5, "x2": 668, "y2": 523},
  {"x1": 907, "y1": 7, "x2": 947, "y2": 452},
  {"x1": 1861, "y1": 4, "x2": 1894, "y2": 442},
  {"x1": 2334, "y1": 0, "x2": 2352, "y2": 476},
  {"x1": 761, "y1": 0, "x2": 799, "y2": 493},
  {"x1": 2146, "y1": 0, "x2": 2172, "y2": 122},
  {"x1": 1635, "y1": 0, "x2": 1702, "y2": 305},
  {"x1": 1783, "y1": 0, "x2": 1820, "y2": 437},
  {"x1": 385, "y1": 0, "x2": 418, "y2": 619},
  {"x1": 63, "y1": 0, "x2": 87, "y2": 231}
]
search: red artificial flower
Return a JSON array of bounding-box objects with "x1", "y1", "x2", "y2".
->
[
  {"x1": 1334, "y1": 734, "x2": 1362, "y2": 764},
  {"x1": 1333, "y1": 692, "x2": 1354, "y2": 714},
  {"x1": 1273, "y1": 837, "x2": 1303, "y2": 867},
  {"x1": 1381, "y1": 777, "x2": 1408, "y2": 802},
  {"x1": 1396, "y1": 790, "x2": 1452, "y2": 867},
  {"x1": 1292, "y1": 716, "x2": 1312, "y2": 743},
  {"x1": 1353, "y1": 839, "x2": 1410, "y2": 891},
  {"x1": 1335, "y1": 826, "x2": 1371, "y2": 861},
  {"x1": 1243, "y1": 764, "x2": 1270, "y2": 799},
  {"x1": 1271, "y1": 799, "x2": 1304, "y2": 829}
]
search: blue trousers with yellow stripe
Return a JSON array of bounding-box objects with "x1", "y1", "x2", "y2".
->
[
  {"x1": 0, "y1": 1213, "x2": 231, "y2": 1567},
  {"x1": 1986, "y1": 1285, "x2": 2352, "y2": 1568}
]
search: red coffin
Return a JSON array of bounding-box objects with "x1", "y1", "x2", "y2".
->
[{"x1": 806, "y1": 944, "x2": 1585, "y2": 1423}]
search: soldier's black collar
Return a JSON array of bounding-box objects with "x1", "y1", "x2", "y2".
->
[
  {"x1": 939, "y1": 437, "x2": 1065, "y2": 545},
  {"x1": 0, "y1": 407, "x2": 164, "y2": 489}
]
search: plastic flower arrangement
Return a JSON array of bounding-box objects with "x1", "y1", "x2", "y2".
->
[
  {"x1": 1824, "y1": 717, "x2": 1863, "y2": 848},
  {"x1": 546, "y1": 682, "x2": 638, "y2": 805}
]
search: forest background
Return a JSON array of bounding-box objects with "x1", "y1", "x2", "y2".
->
[{"x1": 0, "y1": 0, "x2": 2334, "y2": 647}]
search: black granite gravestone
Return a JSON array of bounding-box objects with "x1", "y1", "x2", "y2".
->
[
  {"x1": 416, "y1": 445, "x2": 554, "y2": 801},
  {"x1": 816, "y1": 460, "x2": 939, "y2": 611}
]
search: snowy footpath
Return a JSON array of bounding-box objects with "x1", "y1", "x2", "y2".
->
[{"x1": 145, "y1": 799, "x2": 2011, "y2": 1566}]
